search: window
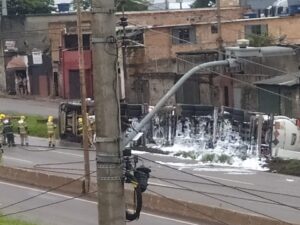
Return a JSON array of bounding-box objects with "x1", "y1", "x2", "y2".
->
[
  {"x1": 291, "y1": 133, "x2": 297, "y2": 146},
  {"x1": 64, "y1": 34, "x2": 90, "y2": 50},
  {"x1": 245, "y1": 24, "x2": 268, "y2": 36},
  {"x1": 211, "y1": 24, "x2": 218, "y2": 34},
  {"x1": 172, "y1": 26, "x2": 196, "y2": 44}
]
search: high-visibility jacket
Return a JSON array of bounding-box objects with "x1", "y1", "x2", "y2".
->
[
  {"x1": 18, "y1": 120, "x2": 27, "y2": 134},
  {"x1": 78, "y1": 121, "x2": 83, "y2": 135},
  {"x1": 47, "y1": 121, "x2": 56, "y2": 134}
]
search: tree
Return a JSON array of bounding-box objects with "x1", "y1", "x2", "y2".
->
[
  {"x1": 73, "y1": 0, "x2": 148, "y2": 11},
  {"x1": 247, "y1": 33, "x2": 275, "y2": 47},
  {"x1": 5, "y1": 0, "x2": 55, "y2": 15},
  {"x1": 190, "y1": 0, "x2": 215, "y2": 8}
]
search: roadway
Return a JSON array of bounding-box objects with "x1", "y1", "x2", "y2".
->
[
  {"x1": 0, "y1": 180, "x2": 198, "y2": 225},
  {"x1": 1, "y1": 136, "x2": 300, "y2": 224},
  {"x1": 1, "y1": 98, "x2": 300, "y2": 224}
]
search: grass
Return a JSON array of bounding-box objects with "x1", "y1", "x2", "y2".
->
[
  {"x1": 3, "y1": 113, "x2": 57, "y2": 138},
  {"x1": 267, "y1": 158, "x2": 300, "y2": 176},
  {"x1": 0, "y1": 216, "x2": 38, "y2": 225}
]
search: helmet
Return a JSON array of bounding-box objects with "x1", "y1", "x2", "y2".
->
[
  {"x1": 48, "y1": 116, "x2": 53, "y2": 122},
  {"x1": 0, "y1": 114, "x2": 5, "y2": 120},
  {"x1": 20, "y1": 115, "x2": 25, "y2": 120},
  {"x1": 78, "y1": 117, "x2": 83, "y2": 123}
]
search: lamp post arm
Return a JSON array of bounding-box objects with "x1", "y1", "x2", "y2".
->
[{"x1": 122, "y1": 59, "x2": 235, "y2": 149}]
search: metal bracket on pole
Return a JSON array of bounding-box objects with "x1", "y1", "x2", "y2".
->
[
  {"x1": 96, "y1": 154, "x2": 121, "y2": 164},
  {"x1": 95, "y1": 136, "x2": 119, "y2": 143}
]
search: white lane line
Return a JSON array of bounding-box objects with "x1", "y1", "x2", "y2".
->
[
  {"x1": 194, "y1": 174, "x2": 254, "y2": 186},
  {"x1": 52, "y1": 150, "x2": 83, "y2": 158},
  {"x1": 149, "y1": 182, "x2": 177, "y2": 188},
  {"x1": 3, "y1": 156, "x2": 33, "y2": 164},
  {"x1": 141, "y1": 212, "x2": 199, "y2": 225},
  {"x1": 0, "y1": 181, "x2": 197, "y2": 224}
]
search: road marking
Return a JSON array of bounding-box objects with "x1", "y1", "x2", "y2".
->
[
  {"x1": 194, "y1": 174, "x2": 254, "y2": 186},
  {"x1": 286, "y1": 179, "x2": 294, "y2": 182},
  {"x1": 52, "y1": 150, "x2": 83, "y2": 158},
  {"x1": 141, "y1": 212, "x2": 199, "y2": 225},
  {"x1": 3, "y1": 156, "x2": 33, "y2": 164},
  {"x1": 0, "y1": 181, "x2": 197, "y2": 224}
]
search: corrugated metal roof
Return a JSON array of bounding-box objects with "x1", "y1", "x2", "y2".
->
[{"x1": 255, "y1": 73, "x2": 300, "y2": 86}]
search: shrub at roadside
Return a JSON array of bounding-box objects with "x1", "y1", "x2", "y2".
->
[
  {"x1": 0, "y1": 216, "x2": 38, "y2": 225},
  {"x1": 268, "y1": 158, "x2": 300, "y2": 176}
]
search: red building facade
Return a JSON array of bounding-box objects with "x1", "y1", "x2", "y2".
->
[{"x1": 60, "y1": 50, "x2": 93, "y2": 99}]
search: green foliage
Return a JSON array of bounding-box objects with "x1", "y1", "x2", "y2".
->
[
  {"x1": 5, "y1": 0, "x2": 55, "y2": 15},
  {"x1": 190, "y1": 0, "x2": 215, "y2": 8},
  {"x1": 174, "y1": 151, "x2": 198, "y2": 159},
  {"x1": 218, "y1": 154, "x2": 232, "y2": 164},
  {"x1": 247, "y1": 33, "x2": 275, "y2": 47},
  {"x1": 3, "y1": 113, "x2": 57, "y2": 138},
  {"x1": 201, "y1": 153, "x2": 216, "y2": 162},
  {"x1": 268, "y1": 158, "x2": 300, "y2": 176},
  {"x1": 73, "y1": 0, "x2": 148, "y2": 11},
  {"x1": 0, "y1": 216, "x2": 37, "y2": 225},
  {"x1": 116, "y1": 0, "x2": 148, "y2": 11}
]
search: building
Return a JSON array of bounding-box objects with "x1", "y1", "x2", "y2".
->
[{"x1": 255, "y1": 74, "x2": 300, "y2": 118}]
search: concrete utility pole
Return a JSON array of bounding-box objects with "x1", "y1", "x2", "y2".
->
[
  {"x1": 76, "y1": 0, "x2": 90, "y2": 192},
  {"x1": 216, "y1": 0, "x2": 223, "y2": 51},
  {"x1": 2, "y1": 0, "x2": 7, "y2": 16},
  {"x1": 92, "y1": 0, "x2": 125, "y2": 225}
]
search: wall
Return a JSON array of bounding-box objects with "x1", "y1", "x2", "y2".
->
[{"x1": 61, "y1": 50, "x2": 92, "y2": 99}]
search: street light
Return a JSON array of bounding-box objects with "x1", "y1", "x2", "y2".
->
[{"x1": 121, "y1": 41, "x2": 296, "y2": 148}]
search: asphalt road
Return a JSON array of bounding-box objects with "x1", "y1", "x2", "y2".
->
[
  {"x1": 0, "y1": 97, "x2": 59, "y2": 116},
  {"x1": 1, "y1": 136, "x2": 300, "y2": 224},
  {"x1": 0, "y1": 180, "x2": 198, "y2": 225},
  {"x1": 1, "y1": 98, "x2": 300, "y2": 224}
]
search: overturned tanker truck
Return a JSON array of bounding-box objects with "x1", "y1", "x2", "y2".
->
[{"x1": 58, "y1": 101, "x2": 300, "y2": 159}]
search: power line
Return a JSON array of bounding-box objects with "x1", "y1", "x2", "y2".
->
[
  {"x1": 0, "y1": 170, "x2": 96, "y2": 211},
  {"x1": 151, "y1": 176, "x2": 300, "y2": 199},
  {"x1": 137, "y1": 155, "x2": 300, "y2": 213},
  {"x1": 149, "y1": 178, "x2": 300, "y2": 209},
  {"x1": 126, "y1": 20, "x2": 299, "y2": 104},
  {"x1": 0, "y1": 190, "x2": 97, "y2": 218},
  {"x1": 149, "y1": 175, "x2": 294, "y2": 223},
  {"x1": 146, "y1": 188, "x2": 231, "y2": 225}
]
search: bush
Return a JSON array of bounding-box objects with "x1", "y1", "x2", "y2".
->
[
  {"x1": 0, "y1": 216, "x2": 37, "y2": 225},
  {"x1": 201, "y1": 153, "x2": 216, "y2": 162},
  {"x1": 268, "y1": 158, "x2": 300, "y2": 176}
]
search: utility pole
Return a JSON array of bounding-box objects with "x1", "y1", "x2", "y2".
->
[
  {"x1": 76, "y1": 0, "x2": 90, "y2": 192},
  {"x1": 2, "y1": 0, "x2": 7, "y2": 16},
  {"x1": 92, "y1": 0, "x2": 125, "y2": 225},
  {"x1": 216, "y1": 0, "x2": 223, "y2": 52},
  {"x1": 165, "y1": 0, "x2": 169, "y2": 10}
]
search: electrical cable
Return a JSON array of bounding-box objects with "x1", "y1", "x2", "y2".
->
[
  {"x1": 150, "y1": 176, "x2": 300, "y2": 199},
  {"x1": 148, "y1": 175, "x2": 294, "y2": 224},
  {"x1": 16, "y1": 143, "x2": 96, "y2": 152},
  {"x1": 146, "y1": 188, "x2": 230, "y2": 225},
  {"x1": 137, "y1": 155, "x2": 300, "y2": 213},
  {"x1": 149, "y1": 178, "x2": 300, "y2": 209},
  {"x1": 0, "y1": 170, "x2": 96, "y2": 211},
  {"x1": 33, "y1": 159, "x2": 96, "y2": 168},
  {"x1": 126, "y1": 20, "x2": 299, "y2": 104},
  {"x1": 0, "y1": 190, "x2": 97, "y2": 218}
]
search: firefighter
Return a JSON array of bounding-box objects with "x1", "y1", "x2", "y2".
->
[
  {"x1": 47, "y1": 116, "x2": 56, "y2": 147},
  {"x1": 0, "y1": 114, "x2": 5, "y2": 151},
  {"x1": 78, "y1": 117, "x2": 83, "y2": 146},
  {"x1": 0, "y1": 114, "x2": 6, "y2": 146},
  {"x1": 3, "y1": 118, "x2": 15, "y2": 147},
  {"x1": 18, "y1": 116, "x2": 29, "y2": 146}
]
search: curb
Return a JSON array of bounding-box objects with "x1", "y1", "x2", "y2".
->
[{"x1": 0, "y1": 166, "x2": 298, "y2": 225}]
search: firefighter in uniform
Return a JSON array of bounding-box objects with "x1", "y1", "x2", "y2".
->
[
  {"x1": 47, "y1": 116, "x2": 56, "y2": 147},
  {"x1": 3, "y1": 118, "x2": 15, "y2": 147},
  {"x1": 18, "y1": 116, "x2": 29, "y2": 146},
  {"x1": 0, "y1": 114, "x2": 5, "y2": 152},
  {"x1": 78, "y1": 117, "x2": 83, "y2": 146},
  {"x1": 0, "y1": 114, "x2": 6, "y2": 146}
]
